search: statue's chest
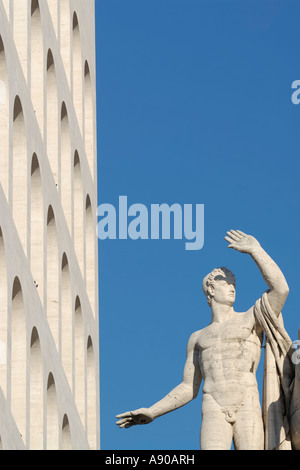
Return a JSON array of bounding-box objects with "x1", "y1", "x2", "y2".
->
[{"x1": 199, "y1": 318, "x2": 254, "y2": 351}]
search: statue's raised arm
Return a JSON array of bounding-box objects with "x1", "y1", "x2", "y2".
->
[{"x1": 225, "y1": 230, "x2": 289, "y2": 316}]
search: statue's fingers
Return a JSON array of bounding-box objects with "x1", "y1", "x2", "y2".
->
[
  {"x1": 230, "y1": 230, "x2": 243, "y2": 239},
  {"x1": 116, "y1": 412, "x2": 132, "y2": 419},
  {"x1": 119, "y1": 421, "x2": 133, "y2": 429},
  {"x1": 225, "y1": 236, "x2": 234, "y2": 244},
  {"x1": 125, "y1": 422, "x2": 135, "y2": 429},
  {"x1": 116, "y1": 417, "x2": 132, "y2": 426},
  {"x1": 236, "y1": 230, "x2": 247, "y2": 237},
  {"x1": 227, "y1": 230, "x2": 240, "y2": 241}
]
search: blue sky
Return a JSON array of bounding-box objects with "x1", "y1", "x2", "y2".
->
[{"x1": 95, "y1": 0, "x2": 300, "y2": 450}]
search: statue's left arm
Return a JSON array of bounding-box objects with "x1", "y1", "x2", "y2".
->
[{"x1": 225, "y1": 230, "x2": 289, "y2": 317}]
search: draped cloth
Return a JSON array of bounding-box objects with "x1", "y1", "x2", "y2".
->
[{"x1": 254, "y1": 292, "x2": 295, "y2": 450}]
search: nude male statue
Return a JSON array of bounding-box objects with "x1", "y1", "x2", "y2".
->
[{"x1": 116, "y1": 230, "x2": 290, "y2": 450}]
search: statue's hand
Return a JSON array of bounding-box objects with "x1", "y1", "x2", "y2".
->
[
  {"x1": 116, "y1": 408, "x2": 154, "y2": 429},
  {"x1": 225, "y1": 230, "x2": 261, "y2": 255}
]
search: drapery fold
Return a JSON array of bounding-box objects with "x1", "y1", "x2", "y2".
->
[{"x1": 254, "y1": 292, "x2": 295, "y2": 450}]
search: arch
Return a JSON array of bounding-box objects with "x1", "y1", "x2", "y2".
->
[
  {"x1": 87, "y1": 336, "x2": 96, "y2": 449},
  {"x1": 14, "y1": 0, "x2": 28, "y2": 80},
  {"x1": 0, "y1": 228, "x2": 7, "y2": 397},
  {"x1": 74, "y1": 296, "x2": 85, "y2": 426},
  {"x1": 11, "y1": 277, "x2": 26, "y2": 444},
  {"x1": 73, "y1": 151, "x2": 84, "y2": 273},
  {"x1": 46, "y1": 373, "x2": 59, "y2": 450},
  {"x1": 72, "y1": 12, "x2": 82, "y2": 132},
  {"x1": 13, "y1": 96, "x2": 27, "y2": 255},
  {"x1": 31, "y1": 0, "x2": 44, "y2": 133},
  {"x1": 30, "y1": 327, "x2": 43, "y2": 449},
  {"x1": 0, "y1": 37, "x2": 9, "y2": 200},
  {"x1": 61, "y1": 253, "x2": 72, "y2": 388},
  {"x1": 47, "y1": 206, "x2": 59, "y2": 349},
  {"x1": 84, "y1": 61, "x2": 95, "y2": 178},
  {"x1": 48, "y1": 0, "x2": 58, "y2": 36},
  {"x1": 60, "y1": 102, "x2": 71, "y2": 232},
  {"x1": 2, "y1": 1, "x2": 9, "y2": 19},
  {"x1": 62, "y1": 414, "x2": 72, "y2": 450},
  {"x1": 60, "y1": 0, "x2": 71, "y2": 85},
  {"x1": 31, "y1": 154, "x2": 44, "y2": 303},
  {"x1": 46, "y1": 50, "x2": 58, "y2": 184},
  {"x1": 85, "y1": 195, "x2": 96, "y2": 316}
]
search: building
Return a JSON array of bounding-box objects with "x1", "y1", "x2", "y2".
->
[{"x1": 0, "y1": 0, "x2": 99, "y2": 450}]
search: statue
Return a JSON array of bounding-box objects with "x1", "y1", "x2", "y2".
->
[
  {"x1": 116, "y1": 230, "x2": 300, "y2": 450},
  {"x1": 291, "y1": 327, "x2": 300, "y2": 449}
]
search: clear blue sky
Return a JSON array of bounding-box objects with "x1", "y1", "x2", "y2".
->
[{"x1": 95, "y1": 0, "x2": 300, "y2": 450}]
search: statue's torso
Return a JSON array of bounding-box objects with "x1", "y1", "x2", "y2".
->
[{"x1": 197, "y1": 308, "x2": 263, "y2": 409}]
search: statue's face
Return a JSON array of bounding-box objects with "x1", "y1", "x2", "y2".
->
[{"x1": 211, "y1": 279, "x2": 236, "y2": 306}]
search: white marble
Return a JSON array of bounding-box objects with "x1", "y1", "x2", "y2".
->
[{"x1": 117, "y1": 230, "x2": 299, "y2": 450}]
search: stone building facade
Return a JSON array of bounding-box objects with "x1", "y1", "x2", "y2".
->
[{"x1": 0, "y1": 0, "x2": 99, "y2": 450}]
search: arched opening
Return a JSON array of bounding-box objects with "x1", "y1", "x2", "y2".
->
[
  {"x1": 73, "y1": 151, "x2": 84, "y2": 273},
  {"x1": 46, "y1": 373, "x2": 59, "y2": 450},
  {"x1": 87, "y1": 336, "x2": 96, "y2": 449},
  {"x1": 0, "y1": 228, "x2": 7, "y2": 397},
  {"x1": 62, "y1": 414, "x2": 72, "y2": 450},
  {"x1": 31, "y1": 154, "x2": 44, "y2": 303},
  {"x1": 46, "y1": 50, "x2": 58, "y2": 185},
  {"x1": 84, "y1": 62, "x2": 94, "y2": 178},
  {"x1": 61, "y1": 253, "x2": 72, "y2": 388},
  {"x1": 85, "y1": 196, "x2": 96, "y2": 316},
  {"x1": 47, "y1": 206, "x2": 59, "y2": 349},
  {"x1": 2, "y1": 1, "x2": 9, "y2": 19},
  {"x1": 13, "y1": 96, "x2": 27, "y2": 255},
  {"x1": 0, "y1": 37, "x2": 9, "y2": 200},
  {"x1": 72, "y1": 12, "x2": 82, "y2": 132},
  {"x1": 31, "y1": 0, "x2": 44, "y2": 133},
  {"x1": 30, "y1": 327, "x2": 43, "y2": 449},
  {"x1": 11, "y1": 277, "x2": 27, "y2": 444},
  {"x1": 74, "y1": 297, "x2": 85, "y2": 426},
  {"x1": 60, "y1": 102, "x2": 71, "y2": 232},
  {"x1": 60, "y1": 0, "x2": 70, "y2": 85},
  {"x1": 48, "y1": 0, "x2": 58, "y2": 36},
  {"x1": 14, "y1": 0, "x2": 28, "y2": 80}
]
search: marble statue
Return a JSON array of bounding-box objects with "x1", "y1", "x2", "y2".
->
[
  {"x1": 291, "y1": 327, "x2": 300, "y2": 449},
  {"x1": 116, "y1": 230, "x2": 300, "y2": 450}
]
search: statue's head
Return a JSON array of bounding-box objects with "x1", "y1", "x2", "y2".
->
[{"x1": 202, "y1": 267, "x2": 236, "y2": 307}]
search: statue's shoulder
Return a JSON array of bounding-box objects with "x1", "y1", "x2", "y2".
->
[
  {"x1": 188, "y1": 326, "x2": 210, "y2": 348},
  {"x1": 242, "y1": 305, "x2": 255, "y2": 321},
  {"x1": 241, "y1": 304, "x2": 263, "y2": 336},
  {"x1": 187, "y1": 329, "x2": 202, "y2": 348}
]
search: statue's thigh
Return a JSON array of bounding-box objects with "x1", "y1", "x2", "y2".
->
[
  {"x1": 233, "y1": 409, "x2": 264, "y2": 450},
  {"x1": 291, "y1": 364, "x2": 300, "y2": 449},
  {"x1": 291, "y1": 408, "x2": 300, "y2": 450},
  {"x1": 200, "y1": 409, "x2": 233, "y2": 450}
]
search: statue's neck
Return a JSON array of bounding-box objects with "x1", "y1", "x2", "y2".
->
[{"x1": 211, "y1": 303, "x2": 235, "y2": 323}]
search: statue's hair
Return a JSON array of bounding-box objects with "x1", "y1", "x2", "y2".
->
[{"x1": 202, "y1": 267, "x2": 236, "y2": 307}]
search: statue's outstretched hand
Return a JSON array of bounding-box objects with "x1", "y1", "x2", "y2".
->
[
  {"x1": 225, "y1": 230, "x2": 261, "y2": 255},
  {"x1": 116, "y1": 408, "x2": 154, "y2": 429}
]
